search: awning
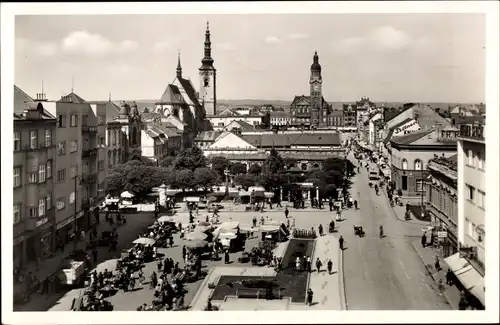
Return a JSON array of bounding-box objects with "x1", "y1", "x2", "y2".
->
[
  {"x1": 184, "y1": 197, "x2": 201, "y2": 202},
  {"x1": 444, "y1": 253, "x2": 485, "y2": 305}
]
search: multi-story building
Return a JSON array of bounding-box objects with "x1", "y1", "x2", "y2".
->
[
  {"x1": 270, "y1": 111, "x2": 291, "y2": 127},
  {"x1": 13, "y1": 88, "x2": 57, "y2": 268},
  {"x1": 141, "y1": 124, "x2": 169, "y2": 165},
  {"x1": 342, "y1": 104, "x2": 357, "y2": 128},
  {"x1": 390, "y1": 126, "x2": 458, "y2": 199},
  {"x1": 425, "y1": 154, "x2": 459, "y2": 257},
  {"x1": 453, "y1": 120, "x2": 485, "y2": 308}
]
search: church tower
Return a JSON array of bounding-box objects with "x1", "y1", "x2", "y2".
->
[
  {"x1": 309, "y1": 51, "x2": 323, "y2": 126},
  {"x1": 199, "y1": 22, "x2": 217, "y2": 116}
]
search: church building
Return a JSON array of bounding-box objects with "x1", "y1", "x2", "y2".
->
[
  {"x1": 289, "y1": 51, "x2": 332, "y2": 128},
  {"x1": 154, "y1": 23, "x2": 215, "y2": 142}
]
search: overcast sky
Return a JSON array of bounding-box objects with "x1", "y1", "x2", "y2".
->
[{"x1": 15, "y1": 14, "x2": 485, "y2": 103}]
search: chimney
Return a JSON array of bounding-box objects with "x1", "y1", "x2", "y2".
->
[{"x1": 435, "y1": 122, "x2": 443, "y2": 140}]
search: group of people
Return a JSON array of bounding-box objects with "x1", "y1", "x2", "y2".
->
[{"x1": 295, "y1": 256, "x2": 334, "y2": 275}]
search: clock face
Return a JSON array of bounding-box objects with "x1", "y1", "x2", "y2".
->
[{"x1": 314, "y1": 84, "x2": 320, "y2": 91}]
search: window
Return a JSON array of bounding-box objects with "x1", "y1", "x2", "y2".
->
[
  {"x1": 466, "y1": 184, "x2": 475, "y2": 201},
  {"x1": 416, "y1": 179, "x2": 424, "y2": 192},
  {"x1": 82, "y1": 115, "x2": 88, "y2": 126},
  {"x1": 29, "y1": 207, "x2": 38, "y2": 218},
  {"x1": 38, "y1": 198, "x2": 46, "y2": 217},
  {"x1": 14, "y1": 204, "x2": 21, "y2": 224},
  {"x1": 57, "y1": 141, "x2": 66, "y2": 155},
  {"x1": 58, "y1": 114, "x2": 66, "y2": 128},
  {"x1": 401, "y1": 159, "x2": 408, "y2": 170},
  {"x1": 28, "y1": 172, "x2": 37, "y2": 183},
  {"x1": 477, "y1": 190, "x2": 485, "y2": 209},
  {"x1": 14, "y1": 132, "x2": 21, "y2": 151},
  {"x1": 30, "y1": 130, "x2": 37, "y2": 149},
  {"x1": 70, "y1": 140, "x2": 78, "y2": 153},
  {"x1": 204, "y1": 78, "x2": 209, "y2": 87},
  {"x1": 98, "y1": 182, "x2": 105, "y2": 192},
  {"x1": 70, "y1": 165, "x2": 78, "y2": 179},
  {"x1": 57, "y1": 169, "x2": 66, "y2": 183},
  {"x1": 99, "y1": 136, "x2": 105, "y2": 146},
  {"x1": 13, "y1": 167, "x2": 21, "y2": 188},
  {"x1": 414, "y1": 159, "x2": 422, "y2": 170},
  {"x1": 467, "y1": 149, "x2": 473, "y2": 166},
  {"x1": 98, "y1": 115, "x2": 106, "y2": 125},
  {"x1": 38, "y1": 164, "x2": 46, "y2": 183},
  {"x1": 56, "y1": 198, "x2": 66, "y2": 211},
  {"x1": 44, "y1": 129, "x2": 52, "y2": 147},
  {"x1": 70, "y1": 114, "x2": 78, "y2": 127},
  {"x1": 301, "y1": 163, "x2": 308, "y2": 171},
  {"x1": 46, "y1": 193, "x2": 52, "y2": 210},
  {"x1": 477, "y1": 151, "x2": 484, "y2": 170},
  {"x1": 69, "y1": 192, "x2": 75, "y2": 205},
  {"x1": 47, "y1": 160, "x2": 52, "y2": 179}
]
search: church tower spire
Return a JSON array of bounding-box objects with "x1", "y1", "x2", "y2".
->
[
  {"x1": 199, "y1": 21, "x2": 217, "y2": 116},
  {"x1": 200, "y1": 21, "x2": 215, "y2": 69},
  {"x1": 176, "y1": 50, "x2": 182, "y2": 78}
]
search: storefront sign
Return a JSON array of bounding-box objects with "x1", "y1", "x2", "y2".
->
[
  {"x1": 36, "y1": 217, "x2": 48, "y2": 228},
  {"x1": 395, "y1": 119, "x2": 419, "y2": 134},
  {"x1": 437, "y1": 231, "x2": 448, "y2": 238},
  {"x1": 56, "y1": 211, "x2": 85, "y2": 230}
]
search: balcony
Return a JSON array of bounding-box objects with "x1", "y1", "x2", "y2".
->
[
  {"x1": 81, "y1": 197, "x2": 96, "y2": 209},
  {"x1": 81, "y1": 173, "x2": 97, "y2": 183},
  {"x1": 82, "y1": 148, "x2": 98, "y2": 158},
  {"x1": 82, "y1": 125, "x2": 98, "y2": 133},
  {"x1": 459, "y1": 123, "x2": 484, "y2": 142}
]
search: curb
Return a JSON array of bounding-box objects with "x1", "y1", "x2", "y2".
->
[
  {"x1": 338, "y1": 244, "x2": 347, "y2": 310},
  {"x1": 188, "y1": 267, "x2": 216, "y2": 310},
  {"x1": 411, "y1": 241, "x2": 456, "y2": 309}
]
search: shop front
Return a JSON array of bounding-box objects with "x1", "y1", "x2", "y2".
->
[
  {"x1": 13, "y1": 235, "x2": 25, "y2": 268},
  {"x1": 56, "y1": 210, "x2": 86, "y2": 247}
]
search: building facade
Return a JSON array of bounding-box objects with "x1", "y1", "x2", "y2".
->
[
  {"x1": 342, "y1": 104, "x2": 357, "y2": 128},
  {"x1": 13, "y1": 98, "x2": 57, "y2": 268},
  {"x1": 390, "y1": 128, "x2": 458, "y2": 199},
  {"x1": 426, "y1": 155, "x2": 459, "y2": 257},
  {"x1": 456, "y1": 121, "x2": 485, "y2": 279}
]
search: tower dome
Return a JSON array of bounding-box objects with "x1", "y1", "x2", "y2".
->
[
  {"x1": 119, "y1": 101, "x2": 130, "y2": 116},
  {"x1": 310, "y1": 50, "x2": 322, "y2": 72}
]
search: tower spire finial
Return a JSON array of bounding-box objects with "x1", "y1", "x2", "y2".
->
[
  {"x1": 71, "y1": 76, "x2": 74, "y2": 93},
  {"x1": 176, "y1": 49, "x2": 182, "y2": 78},
  {"x1": 109, "y1": 92, "x2": 111, "y2": 102},
  {"x1": 207, "y1": 21, "x2": 210, "y2": 31}
]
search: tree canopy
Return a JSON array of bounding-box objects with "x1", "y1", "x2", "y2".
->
[
  {"x1": 210, "y1": 156, "x2": 231, "y2": 178},
  {"x1": 264, "y1": 148, "x2": 284, "y2": 174},
  {"x1": 247, "y1": 163, "x2": 262, "y2": 175},
  {"x1": 193, "y1": 167, "x2": 220, "y2": 191},
  {"x1": 174, "y1": 169, "x2": 194, "y2": 191},
  {"x1": 173, "y1": 146, "x2": 207, "y2": 171},
  {"x1": 233, "y1": 174, "x2": 257, "y2": 190},
  {"x1": 159, "y1": 156, "x2": 176, "y2": 168},
  {"x1": 229, "y1": 162, "x2": 247, "y2": 175}
]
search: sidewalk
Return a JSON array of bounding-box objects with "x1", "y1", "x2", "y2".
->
[
  {"x1": 388, "y1": 199, "x2": 430, "y2": 226},
  {"x1": 176, "y1": 201, "x2": 328, "y2": 213},
  {"x1": 296, "y1": 234, "x2": 345, "y2": 310},
  {"x1": 411, "y1": 239, "x2": 460, "y2": 310},
  {"x1": 13, "y1": 215, "x2": 142, "y2": 311}
]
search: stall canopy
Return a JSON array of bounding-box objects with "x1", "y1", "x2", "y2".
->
[
  {"x1": 121, "y1": 191, "x2": 135, "y2": 199},
  {"x1": 184, "y1": 197, "x2": 201, "y2": 202},
  {"x1": 219, "y1": 232, "x2": 238, "y2": 240},
  {"x1": 133, "y1": 237, "x2": 156, "y2": 246},
  {"x1": 264, "y1": 192, "x2": 274, "y2": 199},
  {"x1": 185, "y1": 231, "x2": 208, "y2": 241},
  {"x1": 157, "y1": 216, "x2": 175, "y2": 223},
  {"x1": 184, "y1": 239, "x2": 208, "y2": 249},
  {"x1": 444, "y1": 253, "x2": 485, "y2": 306},
  {"x1": 239, "y1": 225, "x2": 258, "y2": 233},
  {"x1": 239, "y1": 191, "x2": 251, "y2": 197}
]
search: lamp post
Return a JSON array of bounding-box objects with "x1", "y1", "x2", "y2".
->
[{"x1": 420, "y1": 168, "x2": 425, "y2": 219}]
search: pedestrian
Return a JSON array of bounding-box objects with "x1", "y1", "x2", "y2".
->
[
  {"x1": 224, "y1": 250, "x2": 230, "y2": 264},
  {"x1": 260, "y1": 216, "x2": 265, "y2": 225},
  {"x1": 446, "y1": 268, "x2": 453, "y2": 286},
  {"x1": 421, "y1": 233, "x2": 427, "y2": 248},
  {"x1": 318, "y1": 224, "x2": 323, "y2": 237},
  {"x1": 327, "y1": 259, "x2": 333, "y2": 274},
  {"x1": 306, "y1": 256, "x2": 312, "y2": 273},
  {"x1": 92, "y1": 248, "x2": 98, "y2": 263},
  {"x1": 458, "y1": 291, "x2": 468, "y2": 310},
  {"x1": 430, "y1": 232, "x2": 435, "y2": 247},
  {"x1": 157, "y1": 259, "x2": 163, "y2": 272},
  {"x1": 182, "y1": 245, "x2": 187, "y2": 259},
  {"x1": 284, "y1": 208, "x2": 289, "y2": 218},
  {"x1": 307, "y1": 288, "x2": 314, "y2": 306},
  {"x1": 169, "y1": 236, "x2": 174, "y2": 247},
  {"x1": 339, "y1": 236, "x2": 344, "y2": 250},
  {"x1": 252, "y1": 216, "x2": 257, "y2": 228},
  {"x1": 315, "y1": 258, "x2": 323, "y2": 273},
  {"x1": 434, "y1": 256, "x2": 441, "y2": 272},
  {"x1": 295, "y1": 257, "x2": 301, "y2": 273},
  {"x1": 329, "y1": 200, "x2": 333, "y2": 212}
]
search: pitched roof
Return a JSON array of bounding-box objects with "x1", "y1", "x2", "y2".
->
[
  {"x1": 158, "y1": 84, "x2": 185, "y2": 104},
  {"x1": 390, "y1": 130, "x2": 433, "y2": 145},
  {"x1": 14, "y1": 85, "x2": 34, "y2": 114},
  {"x1": 270, "y1": 111, "x2": 290, "y2": 117},
  {"x1": 242, "y1": 133, "x2": 341, "y2": 148},
  {"x1": 195, "y1": 130, "x2": 222, "y2": 141},
  {"x1": 234, "y1": 120, "x2": 254, "y2": 130},
  {"x1": 178, "y1": 77, "x2": 201, "y2": 107},
  {"x1": 57, "y1": 92, "x2": 86, "y2": 103},
  {"x1": 291, "y1": 95, "x2": 311, "y2": 106},
  {"x1": 217, "y1": 109, "x2": 237, "y2": 117},
  {"x1": 206, "y1": 151, "x2": 336, "y2": 161}
]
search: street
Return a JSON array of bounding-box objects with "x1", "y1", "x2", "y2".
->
[{"x1": 341, "y1": 152, "x2": 451, "y2": 310}]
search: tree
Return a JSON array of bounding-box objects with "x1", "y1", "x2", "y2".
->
[
  {"x1": 106, "y1": 172, "x2": 125, "y2": 195},
  {"x1": 247, "y1": 163, "x2": 262, "y2": 176},
  {"x1": 210, "y1": 156, "x2": 230, "y2": 178},
  {"x1": 173, "y1": 146, "x2": 207, "y2": 171},
  {"x1": 153, "y1": 167, "x2": 176, "y2": 187},
  {"x1": 258, "y1": 172, "x2": 284, "y2": 191},
  {"x1": 140, "y1": 157, "x2": 157, "y2": 166},
  {"x1": 229, "y1": 162, "x2": 247, "y2": 175},
  {"x1": 283, "y1": 157, "x2": 297, "y2": 170},
  {"x1": 174, "y1": 169, "x2": 194, "y2": 191},
  {"x1": 129, "y1": 149, "x2": 142, "y2": 162},
  {"x1": 193, "y1": 167, "x2": 220, "y2": 191},
  {"x1": 123, "y1": 165, "x2": 160, "y2": 198},
  {"x1": 233, "y1": 174, "x2": 256, "y2": 190},
  {"x1": 159, "y1": 156, "x2": 175, "y2": 168},
  {"x1": 264, "y1": 148, "x2": 284, "y2": 174}
]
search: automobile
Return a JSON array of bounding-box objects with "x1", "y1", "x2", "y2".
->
[{"x1": 369, "y1": 171, "x2": 380, "y2": 180}]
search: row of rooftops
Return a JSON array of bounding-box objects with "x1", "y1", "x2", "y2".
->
[{"x1": 429, "y1": 154, "x2": 458, "y2": 172}]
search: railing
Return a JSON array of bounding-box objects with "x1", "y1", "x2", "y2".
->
[
  {"x1": 82, "y1": 173, "x2": 97, "y2": 183},
  {"x1": 459, "y1": 124, "x2": 484, "y2": 141},
  {"x1": 82, "y1": 126, "x2": 98, "y2": 133},
  {"x1": 82, "y1": 148, "x2": 98, "y2": 158},
  {"x1": 22, "y1": 144, "x2": 55, "y2": 152}
]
